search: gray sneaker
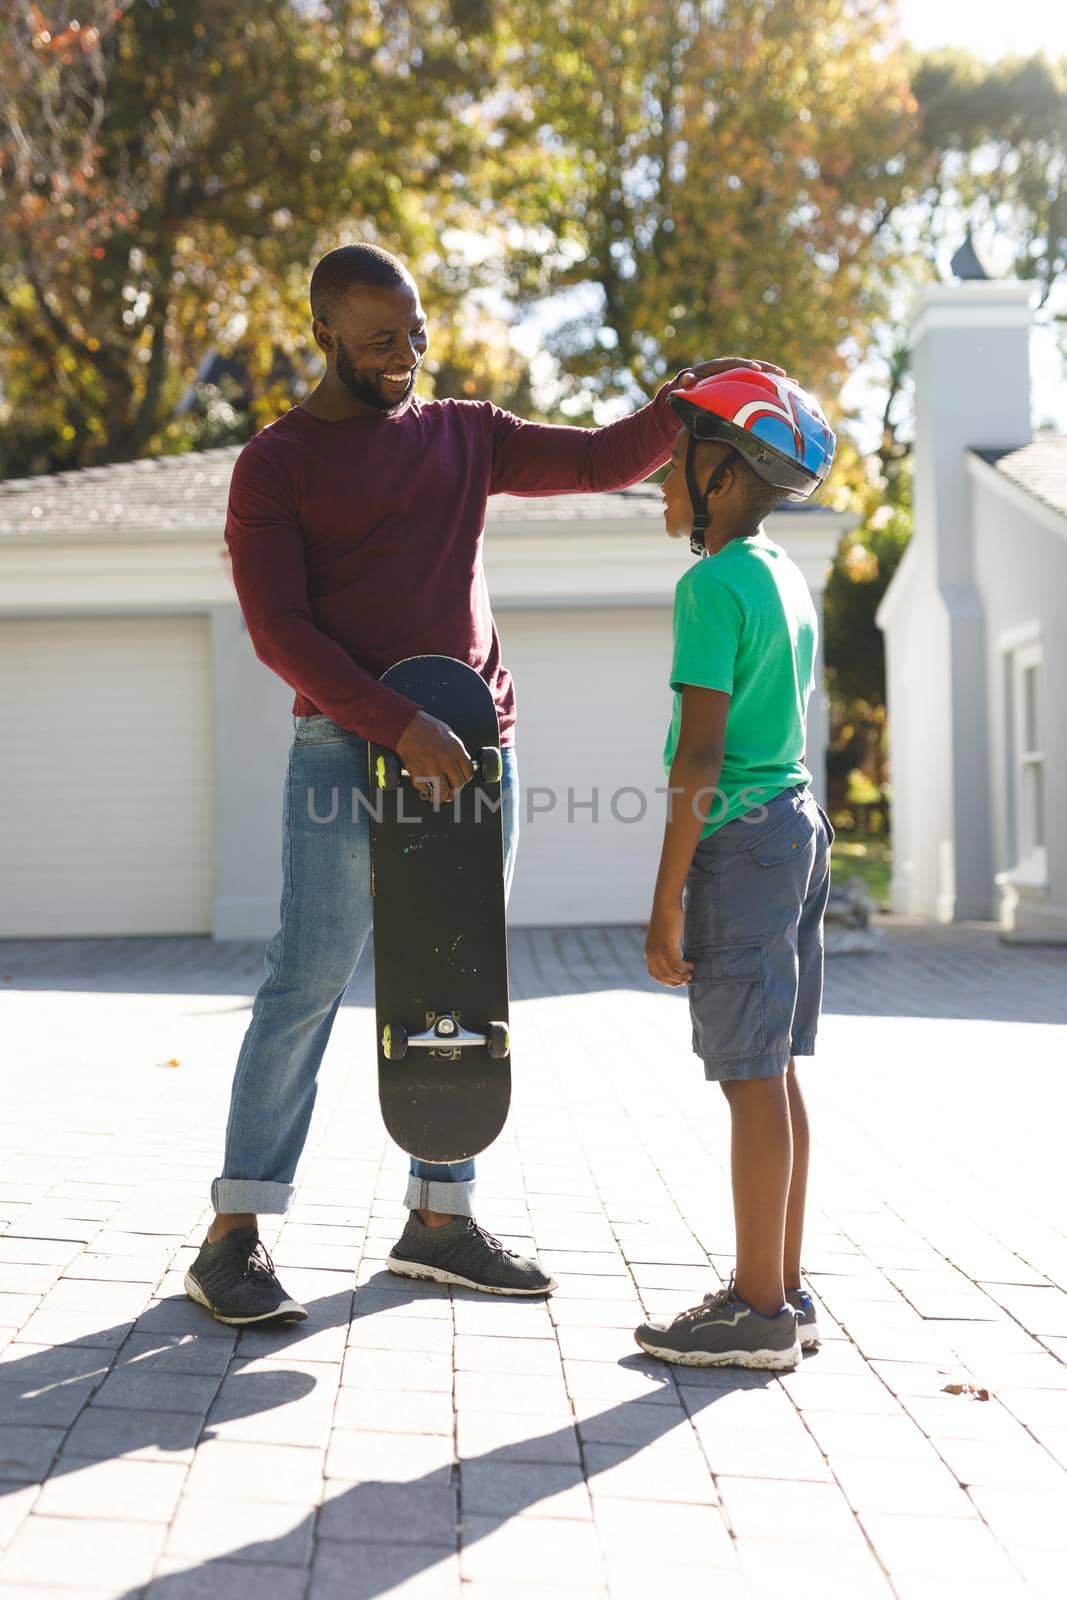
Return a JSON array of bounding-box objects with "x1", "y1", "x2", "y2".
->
[
  {"x1": 184, "y1": 1226, "x2": 307, "y2": 1326},
  {"x1": 386, "y1": 1214, "x2": 556, "y2": 1297},
  {"x1": 787, "y1": 1283, "x2": 820, "y2": 1349},
  {"x1": 635, "y1": 1280, "x2": 801, "y2": 1370}
]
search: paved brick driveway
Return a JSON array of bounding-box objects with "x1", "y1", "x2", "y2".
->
[{"x1": 1, "y1": 917, "x2": 1065, "y2": 1599}]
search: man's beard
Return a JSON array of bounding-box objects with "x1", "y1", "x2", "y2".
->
[{"x1": 335, "y1": 335, "x2": 414, "y2": 414}]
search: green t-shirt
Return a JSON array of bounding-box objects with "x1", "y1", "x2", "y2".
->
[{"x1": 663, "y1": 527, "x2": 817, "y2": 839}]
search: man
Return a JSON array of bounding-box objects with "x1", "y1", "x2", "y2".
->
[{"x1": 184, "y1": 241, "x2": 781, "y2": 1325}]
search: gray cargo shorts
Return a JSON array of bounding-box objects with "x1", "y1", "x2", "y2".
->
[{"x1": 682, "y1": 782, "x2": 834, "y2": 1082}]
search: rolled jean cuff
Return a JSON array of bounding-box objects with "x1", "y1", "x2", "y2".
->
[
  {"x1": 403, "y1": 1174, "x2": 476, "y2": 1217},
  {"x1": 211, "y1": 1177, "x2": 295, "y2": 1215}
]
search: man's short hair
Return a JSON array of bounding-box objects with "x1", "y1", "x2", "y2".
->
[{"x1": 309, "y1": 244, "x2": 412, "y2": 325}]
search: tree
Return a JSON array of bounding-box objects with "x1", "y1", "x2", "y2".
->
[
  {"x1": 0, "y1": 0, "x2": 519, "y2": 475},
  {"x1": 494, "y1": 0, "x2": 918, "y2": 413},
  {"x1": 910, "y1": 49, "x2": 1066, "y2": 311}
]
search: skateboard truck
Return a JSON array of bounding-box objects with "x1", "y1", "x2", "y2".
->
[
  {"x1": 375, "y1": 747, "x2": 503, "y2": 791},
  {"x1": 382, "y1": 1014, "x2": 510, "y2": 1061}
]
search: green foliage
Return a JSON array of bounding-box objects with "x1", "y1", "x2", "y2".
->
[
  {"x1": 823, "y1": 451, "x2": 911, "y2": 710},
  {"x1": 909, "y1": 49, "x2": 1066, "y2": 306},
  {"x1": 495, "y1": 0, "x2": 917, "y2": 409}
]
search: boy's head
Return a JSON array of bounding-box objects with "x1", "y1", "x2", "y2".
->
[
  {"x1": 662, "y1": 432, "x2": 787, "y2": 548},
  {"x1": 666, "y1": 369, "x2": 835, "y2": 557}
]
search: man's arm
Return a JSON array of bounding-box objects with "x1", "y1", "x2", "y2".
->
[
  {"x1": 225, "y1": 444, "x2": 420, "y2": 747},
  {"x1": 645, "y1": 686, "x2": 730, "y2": 987},
  {"x1": 488, "y1": 356, "x2": 786, "y2": 499}
]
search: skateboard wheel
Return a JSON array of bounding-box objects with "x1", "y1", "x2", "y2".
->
[
  {"x1": 487, "y1": 1021, "x2": 510, "y2": 1060},
  {"x1": 383, "y1": 1023, "x2": 408, "y2": 1060},
  {"x1": 479, "y1": 746, "x2": 503, "y2": 785},
  {"x1": 376, "y1": 752, "x2": 402, "y2": 790}
]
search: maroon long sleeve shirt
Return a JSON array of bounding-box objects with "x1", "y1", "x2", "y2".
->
[{"x1": 224, "y1": 382, "x2": 681, "y2": 748}]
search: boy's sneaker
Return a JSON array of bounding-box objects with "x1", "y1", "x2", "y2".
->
[
  {"x1": 787, "y1": 1284, "x2": 820, "y2": 1350},
  {"x1": 184, "y1": 1226, "x2": 307, "y2": 1326},
  {"x1": 386, "y1": 1213, "x2": 556, "y2": 1297},
  {"x1": 634, "y1": 1280, "x2": 801, "y2": 1371}
]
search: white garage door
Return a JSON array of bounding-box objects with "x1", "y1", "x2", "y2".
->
[
  {"x1": 498, "y1": 607, "x2": 675, "y2": 926},
  {"x1": 0, "y1": 616, "x2": 215, "y2": 936}
]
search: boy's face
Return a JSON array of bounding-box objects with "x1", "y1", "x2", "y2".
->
[{"x1": 662, "y1": 429, "x2": 741, "y2": 546}]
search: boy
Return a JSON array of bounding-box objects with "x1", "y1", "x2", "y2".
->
[{"x1": 636, "y1": 369, "x2": 837, "y2": 1371}]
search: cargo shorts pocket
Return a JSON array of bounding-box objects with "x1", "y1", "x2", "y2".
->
[
  {"x1": 744, "y1": 805, "x2": 817, "y2": 866},
  {"x1": 687, "y1": 942, "x2": 765, "y2": 1061}
]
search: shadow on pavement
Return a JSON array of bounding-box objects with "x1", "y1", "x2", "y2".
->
[
  {"x1": 0, "y1": 1280, "x2": 770, "y2": 1596},
  {"x1": 2, "y1": 921, "x2": 1066, "y2": 1024}
]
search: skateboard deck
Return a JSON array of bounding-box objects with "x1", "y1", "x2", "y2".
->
[{"x1": 368, "y1": 655, "x2": 511, "y2": 1163}]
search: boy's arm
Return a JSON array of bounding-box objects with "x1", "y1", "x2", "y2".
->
[{"x1": 645, "y1": 686, "x2": 731, "y2": 987}]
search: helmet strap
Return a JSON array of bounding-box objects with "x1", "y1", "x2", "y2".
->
[{"x1": 685, "y1": 438, "x2": 737, "y2": 557}]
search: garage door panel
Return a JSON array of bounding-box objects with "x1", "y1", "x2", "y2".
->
[
  {"x1": 498, "y1": 607, "x2": 674, "y2": 926},
  {"x1": 0, "y1": 616, "x2": 215, "y2": 936}
]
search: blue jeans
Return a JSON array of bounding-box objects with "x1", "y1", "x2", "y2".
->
[{"x1": 211, "y1": 715, "x2": 519, "y2": 1218}]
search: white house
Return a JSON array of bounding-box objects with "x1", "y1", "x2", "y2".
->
[
  {"x1": 876, "y1": 275, "x2": 1067, "y2": 943},
  {"x1": 0, "y1": 449, "x2": 850, "y2": 939}
]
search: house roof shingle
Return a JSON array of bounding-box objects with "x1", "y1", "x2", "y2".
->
[
  {"x1": 972, "y1": 435, "x2": 1067, "y2": 521},
  {"x1": 0, "y1": 439, "x2": 838, "y2": 543}
]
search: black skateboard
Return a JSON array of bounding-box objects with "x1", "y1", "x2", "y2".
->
[{"x1": 367, "y1": 655, "x2": 511, "y2": 1163}]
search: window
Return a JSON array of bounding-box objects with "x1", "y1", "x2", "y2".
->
[{"x1": 1007, "y1": 638, "x2": 1046, "y2": 882}]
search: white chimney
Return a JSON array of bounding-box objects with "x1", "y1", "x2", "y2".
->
[{"x1": 906, "y1": 276, "x2": 1035, "y2": 921}]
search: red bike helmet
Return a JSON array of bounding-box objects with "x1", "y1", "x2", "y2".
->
[{"x1": 669, "y1": 369, "x2": 835, "y2": 554}]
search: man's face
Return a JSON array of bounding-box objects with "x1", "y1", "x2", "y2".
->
[{"x1": 316, "y1": 280, "x2": 429, "y2": 414}]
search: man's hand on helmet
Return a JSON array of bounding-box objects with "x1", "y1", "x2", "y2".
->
[{"x1": 675, "y1": 356, "x2": 786, "y2": 388}]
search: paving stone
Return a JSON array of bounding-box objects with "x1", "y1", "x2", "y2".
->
[
  {"x1": 573, "y1": 1396, "x2": 691, "y2": 1449},
  {"x1": 119, "y1": 1331, "x2": 235, "y2": 1377},
  {"x1": 967, "y1": 1485, "x2": 1067, "y2": 1550},
  {"x1": 717, "y1": 1476, "x2": 866, "y2": 1545},
  {"x1": 461, "y1": 1461, "x2": 590, "y2": 1520},
  {"x1": 319, "y1": 1480, "x2": 457, "y2": 1545},
  {"x1": 145, "y1": 1557, "x2": 308, "y2": 1600},
  {"x1": 134, "y1": 1299, "x2": 236, "y2": 1340},
  {"x1": 165, "y1": 1497, "x2": 314, "y2": 1566},
  {"x1": 346, "y1": 1316, "x2": 453, "y2": 1355},
  {"x1": 310, "y1": 1539, "x2": 459, "y2": 1600},
  {"x1": 830, "y1": 1453, "x2": 978, "y2": 1516},
  {"x1": 237, "y1": 1320, "x2": 349, "y2": 1365},
  {"x1": 33, "y1": 1457, "x2": 188, "y2": 1521},
  {"x1": 858, "y1": 1512, "x2": 1026, "y2": 1580},
  {"x1": 454, "y1": 1412, "x2": 581, "y2": 1467},
  {"x1": 91, "y1": 1366, "x2": 222, "y2": 1414},
  {"x1": 453, "y1": 1335, "x2": 562, "y2": 1376},
  {"x1": 802, "y1": 1410, "x2": 945, "y2": 1464},
  {"x1": 602, "y1": 1564, "x2": 748, "y2": 1600},
  {"x1": 583, "y1": 1441, "x2": 717, "y2": 1504},
  {"x1": 458, "y1": 1515, "x2": 605, "y2": 1585},
  {"x1": 736, "y1": 1536, "x2": 895, "y2": 1597},
  {"x1": 0, "y1": 1514, "x2": 166, "y2": 1588},
  {"x1": 183, "y1": 1440, "x2": 325, "y2": 1504},
  {"x1": 61, "y1": 1405, "x2": 203, "y2": 1462},
  {"x1": 0, "y1": 1266, "x2": 63, "y2": 1297},
  {"x1": 562, "y1": 1358, "x2": 678, "y2": 1405},
  {"x1": 340, "y1": 1347, "x2": 452, "y2": 1392},
  {"x1": 454, "y1": 1371, "x2": 571, "y2": 1417},
  {"x1": 0, "y1": 1299, "x2": 39, "y2": 1331},
  {"x1": 333, "y1": 1387, "x2": 453, "y2": 1436},
  {"x1": 592, "y1": 1497, "x2": 735, "y2": 1566},
  {"x1": 324, "y1": 1429, "x2": 453, "y2": 1485},
  {"x1": 696, "y1": 1425, "x2": 833, "y2": 1482}
]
